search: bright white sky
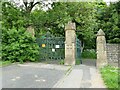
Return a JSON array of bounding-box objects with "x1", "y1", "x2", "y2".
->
[
  {"x1": 103, "y1": 0, "x2": 119, "y2": 5},
  {"x1": 104, "y1": 0, "x2": 119, "y2": 2},
  {"x1": 8, "y1": 0, "x2": 119, "y2": 11}
]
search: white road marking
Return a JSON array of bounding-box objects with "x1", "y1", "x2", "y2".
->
[
  {"x1": 11, "y1": 78, "x2": 16, "y2": 81},
  {"x1": 16, "y1": 77, "x2": 20, "y2": 79},
  {"x1": 35, "y1": 80, "x2": 41, "y2": 82},
  {"x1": 42, "y1": 79, "x2": 46, "y2": 82},
  {"x1": 34, "y1": 75, "x2": 38, "y2": 78}
]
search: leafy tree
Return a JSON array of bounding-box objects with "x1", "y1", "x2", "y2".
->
[
  {"x1": 3, "y1": 0, "x2": 119, "y2": 51},
  {"x1": 47, "y1": 2, "x2": 98, "y2": 49},
  {"x1": 96, "y1": 1, "x2": 120, "y2": 43},
  {"x1": 2, "y1": 2, "x2": 25, "y2": 29},
  {"x1": 2, "y1": 1, "x2": 98, "y2": 49},
  {"x1": 30, "y1": 2, "x2": 98, "y2": 49},
  {"x1": 23, "y1": 0, "x2": 40, "y2": 14},
  {"x1": 9, "y1": 0, "x2": 52, "y2": 26},
  {"x1": 2, "y1": 26, "x2": 39, "y2": 63},
  {"x1": 2, "y1": 2, "x2": 40, "y2": 63}
]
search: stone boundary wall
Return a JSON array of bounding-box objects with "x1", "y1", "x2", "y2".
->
[{"x1": 106, "y1": 44, "x2": 119, "y2": 66}]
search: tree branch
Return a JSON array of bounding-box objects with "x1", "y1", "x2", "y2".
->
[
  {"x1": 32, "y1": 2, "x2": 40, "y2": 8},
  {"x1": 23, "y1": 0, "x2": 28, "y2": 11}
]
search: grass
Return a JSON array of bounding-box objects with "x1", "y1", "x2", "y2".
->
[
  {"x1": 81, "y1": 49, "x2": 97, "y2": 59},
  {"x1": 0, "y1": 60, "x2": 12, "y2": 67},
  {"x1": 76, "y1": 59, "x2": 82, "y2": 65},
  {"x1": 59, "y1": 60, "x2": 64, "y2": 65},
  {"x1": 100, "y1": 65, "x2": 119, "y2": 89}
]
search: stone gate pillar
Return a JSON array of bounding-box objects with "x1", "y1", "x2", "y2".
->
[
  {"x1": 64, "y1": 21, "x2": 76, "y2": 65},
  {"x1": 97, "y1": 29, "x2": 108, "y2": 68},
  {"x1": 27, "y1": 25, "x2": 35, "y2": 37}
]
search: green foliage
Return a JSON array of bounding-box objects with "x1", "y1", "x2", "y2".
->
[
  {"x1": 29, "y1": 1, "x2": 120, "y2": 48},
  {"x1": 2, "y1": 1, "x2": 120, "y2": 60},
  {"x1": 76, "y1": 59, "x2": 81, "y2": 65},
  {"x1": 29, "y1": 2, "x2": 98, "y2": 49},
  {"x1": 2, "y1": 27, "x2": 39, "y2": 63},
  {"x1": 100, "y1": 65, "x2": 119, "y2": 89},
  {"x1": 2, "y1": 2, "x2": 25, "y2": 29},
  {"x1": 46, "y1": 2, "x2": 97, "y2": 49},
  {"x1": 81, "y1": 49, "x2": 97, "y2": 59},
  {"x1": 59, "y1": 60, "x2": 64, "y2": 65},
  {"x1": 30, "y1": 10, "x2": 48, "y2": 36},
  {"x1": 96, "y1": 1, "x2": 120, "y2": 43}
]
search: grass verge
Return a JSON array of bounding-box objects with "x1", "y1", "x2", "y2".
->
[{"x1": 100, "y1": 65, "x2": 119, "y2": 89}]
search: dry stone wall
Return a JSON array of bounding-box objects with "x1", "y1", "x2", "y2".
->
[{"x1": 106, "y1": 44, "x2": 119, "y2": 66}]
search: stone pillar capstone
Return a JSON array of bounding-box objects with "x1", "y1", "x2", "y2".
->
[
  {"x1": 64, "y1": 21, "x2": 76, "y2": 65},
  {"x1": 27, "y1": 25, "x2": 35, "y2": 37},
  {"x1": 97, "y1": 29, "x2": 108, "y2": 68}
]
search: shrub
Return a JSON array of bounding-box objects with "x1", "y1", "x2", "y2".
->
[
  {"x1": 59, "y1": 60, "x2": 64, "y2": 65},
  {"x1": 2, "y1": 27, "x2": 39, "y2": 63},
  {"x1": 81, "y1": 49, "x2": 96, "y2": 59},
  {"x1": 76, "y1": 59, "x2": 82, "y2": 65}
]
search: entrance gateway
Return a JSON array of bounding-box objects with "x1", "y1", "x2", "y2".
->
[
  {"x1": 36, "y1": 32, "x2": 65, "y2": 60},
  {"x1": 36, "y1": 21, "x2": 82, "y2": 65}
]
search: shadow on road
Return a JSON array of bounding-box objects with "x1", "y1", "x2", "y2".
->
[{"x1": 81, "y1": 59, "x2": 96, "y2": 67}]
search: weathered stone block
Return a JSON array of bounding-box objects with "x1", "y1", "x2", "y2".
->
[
  {"x1": 64, "y1": 21, "x2": 76, "y2": 65},
  {"x1": 96, "y1": 29, "x2": 108, "y2": 68},
  {"x1": 26, "y1": 26, "x2": 35, "y2": 37}
]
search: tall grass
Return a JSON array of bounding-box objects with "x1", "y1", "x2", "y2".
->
[{"x1": 100, "y1": 65, "x2": 119, "y2": 89}]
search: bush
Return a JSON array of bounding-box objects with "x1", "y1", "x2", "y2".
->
[
  {"x1": 81, "y1": 49, "x2": 96, "y2": 59},
  {"x1": 2, "y1": 27, "x2": 39, "y2": 63},
  {"x1": 76, "y1": 59, "x2": 82, "y2": 65},
  {"x1": 59, "y1": 60, "x2": 64, "y2": 65}
]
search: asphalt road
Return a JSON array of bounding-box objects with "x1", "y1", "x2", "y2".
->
[{"x1": 2, "y1": 63, "x2": 69, "y2": 88}]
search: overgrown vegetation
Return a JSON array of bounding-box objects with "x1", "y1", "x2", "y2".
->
[
  {"x1": 1, "y1": 0, "x2": 120, "y2": 64},
  {"x1": 76, "y1": 59, "x2": 82, "y2": 65},
  {"x1": 59, "y1": 60, "x2": 64, "y2": 65},
  {"x1": 100, "y1": 65, "x2": 119, "y2": 89},
  {"x1": 81, "y1": 49, "x2": 97, "y2": 59},
  {"x1": 2, "y1": 27, "x2": 39, "y2": 63},
  {"x1": 96, "y1": 1, "x2": 120, "y2": 43}
]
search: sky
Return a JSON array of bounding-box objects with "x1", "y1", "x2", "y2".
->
[
  {"x1": 104, "y1": 0, "x2": 118, "y2": 2},
  {"x1": 103, "y1": 0, "x2": 119, "y2": 5},
  {"x1": 8, "y1": 0, "x2": 119, "y2": 11}
]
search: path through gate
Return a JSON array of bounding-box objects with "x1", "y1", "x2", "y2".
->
[
  {"x1": 36, "y1": 32, "x2": 65, "y2": 61},
  {"x1": 36, "y1": 32, "x2": 81, "y2": 63},
  {"x1": 36, "y1": 21, "x2": 82, "y2": 65}
]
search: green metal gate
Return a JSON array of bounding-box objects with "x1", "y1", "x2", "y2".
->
[
  {"x1": 36, "y1": 32, "x2": 65, "y2": 61},
  {"x1": 76, "y1": 37, "x2": 82, "y2": 64}
]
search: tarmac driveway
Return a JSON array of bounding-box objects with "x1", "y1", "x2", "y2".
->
[{"x1": 2, "y1": 63, "x2": 70, "y2": 88}]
